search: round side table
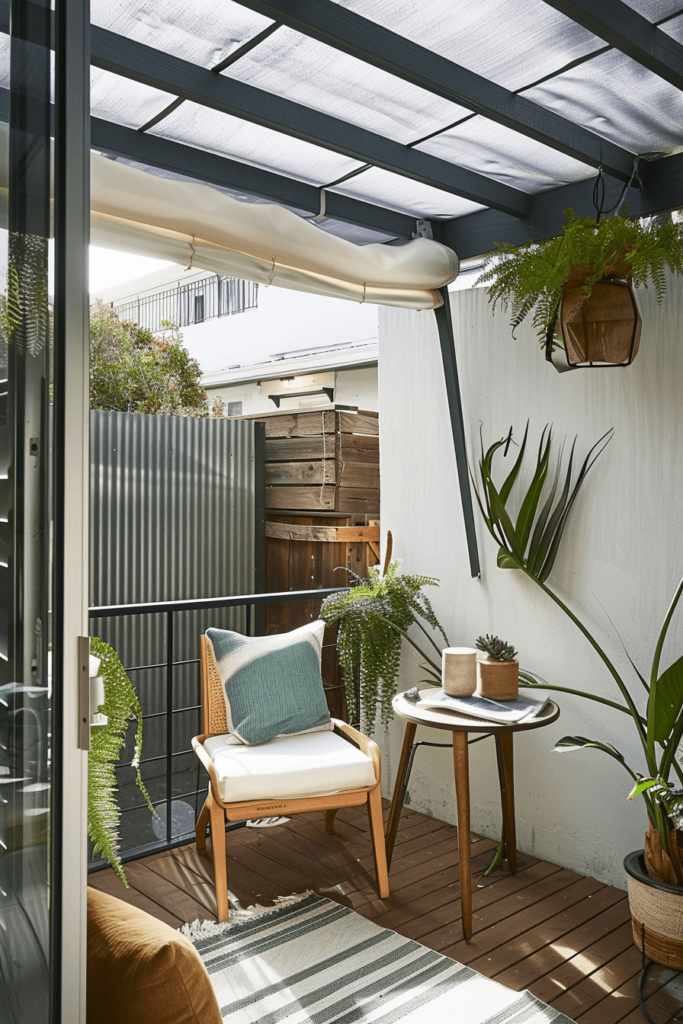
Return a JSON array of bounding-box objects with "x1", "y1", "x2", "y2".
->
[{"x1": 386, "y1": 690, "x2": 560, "y2": 940}]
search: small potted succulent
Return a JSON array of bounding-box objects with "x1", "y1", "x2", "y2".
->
[
  {"x1": 477, "y1": 209, "x2": 683, "y2": 369},
  {"x1": 475, "y1": 634, "x2": 519, "y2": 700}
]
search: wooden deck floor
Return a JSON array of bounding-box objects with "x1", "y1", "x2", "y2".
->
[{"x1": 89, "y1": 803, "x2": 683, "y2": 1023}]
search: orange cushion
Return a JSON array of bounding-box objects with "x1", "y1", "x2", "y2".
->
[{"x1": 87, "y1": 886, "x2": 222, "y2": 1024}]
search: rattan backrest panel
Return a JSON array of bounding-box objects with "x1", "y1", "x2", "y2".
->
[{"x1": 203, "y1": 635, "x2": 229, "y2": 736}]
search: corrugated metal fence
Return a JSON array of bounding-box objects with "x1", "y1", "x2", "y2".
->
[{"x1": 89, "y1": 410, "x2": 264, "y2": 852}]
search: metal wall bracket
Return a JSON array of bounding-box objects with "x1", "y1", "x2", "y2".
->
[
  {"x1": 78, "y1": 636, "x2": 90, "y2": 751},
  {"x1": 433, "y1": 287, "x2": 481, "y2": 578}
]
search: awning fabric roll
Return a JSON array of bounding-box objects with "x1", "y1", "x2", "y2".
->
[{"x1": 89, "y1": 153, "x2": 458, "y2": 309}]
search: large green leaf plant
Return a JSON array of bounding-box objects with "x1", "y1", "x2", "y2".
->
[
  {"x1": 89, "y1": 638, "x2": 154, "y2": 884},
  {"x1": 473, "y1": 425, "x2": 683, "y2": 886}
]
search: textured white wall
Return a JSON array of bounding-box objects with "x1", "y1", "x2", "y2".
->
[{"x1": 377, "y1": 276, "x2": 683, "y2": 890}]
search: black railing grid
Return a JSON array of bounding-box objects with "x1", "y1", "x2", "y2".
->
[
  {"x1": 113, "y1": 275, "x2": 258, "y2": 334},
  {"x1": 87, "y1": 588, "x2": 348, "y2": 870}
]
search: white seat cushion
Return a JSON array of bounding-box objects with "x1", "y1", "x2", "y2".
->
[{"x1": 204, "y1": 729, "x2": 376, "y2": 803}]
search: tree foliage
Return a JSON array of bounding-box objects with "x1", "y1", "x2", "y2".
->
[
  {"x1": 89, "y1": 301, "x2": 207, "y2": 415},
  {"x1": 477, "y1": 209, "x2": 683, "y2": 342}
]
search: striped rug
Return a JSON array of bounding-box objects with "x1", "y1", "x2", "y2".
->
[{"x1": 182, "y1": 892, "x2": 577, "y2": 1024}]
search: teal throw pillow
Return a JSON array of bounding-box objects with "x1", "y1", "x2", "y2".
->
[{"x1": 205, "y1": 620, "x2": 332, "y2": 745}]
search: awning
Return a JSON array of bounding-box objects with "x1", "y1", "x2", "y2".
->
[{"x1": 89, "y1": 152, "x2": 459, "y2": 309}]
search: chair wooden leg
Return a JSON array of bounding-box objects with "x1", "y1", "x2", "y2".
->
[
  {"x1": 196, "y1": 798, "x2": 210, "y2": 857},
  {"x1": 208, "y1": 793, "x2": 229, "y2": 922},
  {"x1": 367, "y1": 787, "x2": 390, "y2": 899},
  {"x1": 324, "y1": 809, "x2": 338, "y2": 834}
]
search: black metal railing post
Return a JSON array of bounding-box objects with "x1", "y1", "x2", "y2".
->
[{"x1": 166, "y1": 609, "x2": 174, "y2": 844}]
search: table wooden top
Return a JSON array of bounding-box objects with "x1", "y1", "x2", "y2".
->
[{"x1": 392, "y1": 688, "x2": 560, "y2": 733}]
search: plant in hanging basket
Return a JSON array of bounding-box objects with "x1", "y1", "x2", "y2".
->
[
  {"x1": 473, "y1": 423, "x2": 683, "y2": 968},
  {"x1": 477, "y1": 209, "x2": 683, "y2": 367}
]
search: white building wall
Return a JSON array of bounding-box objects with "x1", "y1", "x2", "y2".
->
[
  {"x1": 377, "y1": 277, "x2": 683, "y2": 890},
  {"x1": 206, "y1": 365, "x2": 378, "y2": 417}
]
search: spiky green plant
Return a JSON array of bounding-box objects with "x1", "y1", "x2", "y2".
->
[
  {"x1": 475, "y1": 634, "x2": 517, "y2": 662},
  {"x1": 473, "y1": 425, "x2": 683, "y2": 887},
  {"x1": 88, "y1": 638, "x2": 154, "y2": 884},
  {"x1": 319, "y1": 561, "x2": 449, "y2": 730},
  {"x1": 477, "y1": 208, "x2": 683, "y2": 344}
]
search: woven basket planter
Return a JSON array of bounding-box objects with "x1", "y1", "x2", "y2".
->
[
  {"x1": 624, "y1": 851, "x2": 683, "y2": 970},
  {"x1": 476, "y1": 658, "x2": 519, "y2": 701},
  {"x1": 555, "y1": 279, "x2": 642, "y2": 368}
]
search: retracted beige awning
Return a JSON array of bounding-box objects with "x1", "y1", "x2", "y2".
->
[{"x1": 89, "y1": 153, "x2": 459, "y2": 309}]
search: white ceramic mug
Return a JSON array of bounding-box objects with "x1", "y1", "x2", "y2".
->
[{"x1": 442, "y1": 647, "x2": 477, "y2": 697}]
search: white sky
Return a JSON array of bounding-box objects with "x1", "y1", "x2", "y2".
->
[{"x1": 89, "y1": 246, "x2": 174, "y2": 294}]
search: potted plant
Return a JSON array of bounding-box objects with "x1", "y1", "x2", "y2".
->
[
  {"x1": 477, "y1": 209, "x2": 683, "y2": 369},
  {"x1": 473, "y1": 424, "x2": 683, "y2": 969},
  {"x1": 475, "y1": 634, "x2": 519, "y2": 700},
  {"x1": 319, "y1": 554, "x2": 449, "y2": 730},
  {"x1": 89, "y1": 637, "x2": 154, "y2": 884}
]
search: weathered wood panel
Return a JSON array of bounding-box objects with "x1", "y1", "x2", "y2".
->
[
  {"x1": 265, "y1": 460, "x2": 336, "y2": 485},
  {"x1": 265, "y1": 522, "x2": 380, "y2": 543},
  {"x1": 337, "y1": 462, "x2": 380, "y2": 489},
  {"x1": 266, "y1": 485, "x2": 338, "y2": 511},
  {"x1": 337, "y1": 487, "x2": 380, "y2": 513},
  {"x1": 339, "y1": 410, "x2": 379, "y2": 435}
]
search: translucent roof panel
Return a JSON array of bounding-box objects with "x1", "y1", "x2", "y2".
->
[
  {"x1": 148, "y1": 102, "x2": 366, "y2": 186},
  {"x1": 524, "y1": 49, "x2": 683, "y2": 157},
  {"x1": 333, "y1": 0, "x2": 604, "y2": 91},
  {"x1": 91, "y1": 68, "x2": 176, "y2": 130},
  {"x1": 331, "y1": 167, "x2": 487, "y2": 220},
  {"x1": 621, "y1": 0, "x2": 683, "y2": 18},
  {"x1": 417, "y1": 117, "x2": 594, "y2": 193},
  {"x1": 662, "y1": 12, "x2": 683, "y2": 42},
  {"x1": 225, "y1": 27, "x2": 469, "y2": 146},
  {"x1": 90, "y1": 0, "x2": 273, "y2": 69}
]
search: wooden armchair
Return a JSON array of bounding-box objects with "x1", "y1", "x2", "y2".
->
[{"x1": 191, "y1": 634, "x2": 390, "y2": 921}]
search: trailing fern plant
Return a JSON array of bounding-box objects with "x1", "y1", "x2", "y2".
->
[
  {"x1": 88, "y1": 637, "x2": 154, "y2": 884},
  {"x1": 477, "y1": 209, "x2": 683, "y2": 344},
  {"x1": 320, "y1": 561, "x2": 449, "y2": 730}
]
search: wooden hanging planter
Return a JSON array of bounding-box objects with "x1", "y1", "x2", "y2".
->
[{"x1": 547, "y1": 277, "x2": 642, "y2": 369}]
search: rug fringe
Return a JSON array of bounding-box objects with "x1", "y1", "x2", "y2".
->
[{"x1": 180, "y1": 890, "x2": 315, "y2": 939}]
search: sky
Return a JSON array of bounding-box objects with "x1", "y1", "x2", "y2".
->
[{"x1": 89, "y1": 246, "x2": 174, "y2": 294}]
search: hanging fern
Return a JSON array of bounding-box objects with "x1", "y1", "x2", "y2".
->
[
  {"x1": 477, "y1": 208, "x2": 683, "y2": 343},
  {"x1": 88, "y1": 637, "x2": 154, "y2": 885},
  {"x1": 320, "y1": 561, "x2": 449, "y2": 730}
]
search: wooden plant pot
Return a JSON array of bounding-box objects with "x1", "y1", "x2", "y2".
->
[
  {"x1": 476, "y1": 658, "x2": 519, "y2": 701},
  {"x1": 625, "y1": 851, "x2": 683, "y2": 970},
  {"x1": 558, "y1": 279, "x2": 642, "y2": 367}
]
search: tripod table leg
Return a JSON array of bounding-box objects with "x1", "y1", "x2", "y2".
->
[
  {"x1": 453, "y1": 730, "x2": 472, "y2": 940},
  {"x1": 385, "y1": 720, "x2": 417, "y2": 867}
]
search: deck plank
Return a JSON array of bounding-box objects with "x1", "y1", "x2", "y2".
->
[{"x1": 88, "y1": 804, "x2": 683, "y2": 1024}]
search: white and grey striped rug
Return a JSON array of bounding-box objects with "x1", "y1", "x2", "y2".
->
[{"x1": 182, "y1": 893, "x2": 577, "y2": 1024}]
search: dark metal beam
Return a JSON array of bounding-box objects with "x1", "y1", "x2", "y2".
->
[
  {"x1": 90, "y1": 117, "x2": 416, "y2": 239},
  {"x1": 541, "y1": 0, "x2": 683, "y2": 93},
  {"x1": 434, "y1": 288, "x2": 480, "y2": 579},
  {"x1": 436, "y1": 153, "x2": 683, "y2": 258},
  {"x1": 230, "y1": 0, "x2": 635, "y2": 183},
  {"x1": 88, "y1": 27, "x2": 530, "y2": 218}
]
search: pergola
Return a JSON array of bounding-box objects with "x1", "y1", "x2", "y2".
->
[
  {"x1": 39, "y1": 0, "x2": 683, "y2": 577},
  {"x1": 30, "y1": 0, "x2": 683, "y2": 251}
]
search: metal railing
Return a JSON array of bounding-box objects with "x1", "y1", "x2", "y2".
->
[
  {"x1": 87, "y1": 587, "x2": 349, "y2": 870},
  {"x1": 112, "y1": 275, "x2": 258, "y2": 334}
]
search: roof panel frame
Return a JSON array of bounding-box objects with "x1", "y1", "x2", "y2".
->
[
  {"x1": 229, "y1": 0, "x2": 635, "y2": 182},
  {"x1": 89, "y1": 26, "x2": 531, "y2": 218},
  {"x1": 540, "y1": 0, "x2": 683, "y2": 93}
]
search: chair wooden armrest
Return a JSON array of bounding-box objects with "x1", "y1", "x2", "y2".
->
[
  {"x1": 191, "y1": 734, "x2": 222, "y2": 803},
  {"x1": 332, "y1": 719, "x2": 381, "y2": 786}
]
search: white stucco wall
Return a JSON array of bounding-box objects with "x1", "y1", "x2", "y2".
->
[
  {"x1": 377, "y1": 276, "x2": 683, "y2": 890},
  {"x1": 205, "y1": 365, "x2": 378, "y2": 416}
]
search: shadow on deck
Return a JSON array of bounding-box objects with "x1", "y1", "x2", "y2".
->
[{"x1": 88, "y1": 802, "x2": 683, "y2": 1023}]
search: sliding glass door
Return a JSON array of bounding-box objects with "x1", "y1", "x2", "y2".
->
[{"x1": 1, "y1": 1, "x2": 90, "y2": 1020}]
